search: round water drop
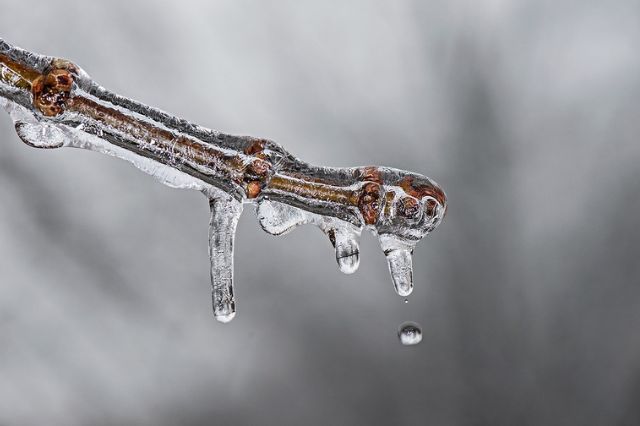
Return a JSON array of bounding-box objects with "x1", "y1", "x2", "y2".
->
[
  {"x1": 398, "y1": 322, "x2": 422, "y2": 346},
  {"x1": 404, "y1": 298, "x2": 408, "y2": 304}
]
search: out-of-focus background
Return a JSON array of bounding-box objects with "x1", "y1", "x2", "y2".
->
[{"x1": 1, "y1": 1, "x2": 639, "y2": 425}]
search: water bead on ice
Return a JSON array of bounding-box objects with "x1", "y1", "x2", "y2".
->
[{"x1": 398, "y1": 322, "x2": 423, "y2": 346}]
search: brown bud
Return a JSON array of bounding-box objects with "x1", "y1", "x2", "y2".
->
[
  {"x1": 397, "y1": 196, "x2": 420, "y2": 219},
  {"x1": 248, "y1": 158, "x2": 270, "y2": 176},
  {"x1": 32, "y1": 68, "x2": 74, "y2": 117},
  {"x1": 244, "y1": 139, "x2": 266, "y2": 155}
]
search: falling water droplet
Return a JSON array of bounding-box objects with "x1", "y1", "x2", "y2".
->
[
  {"x1": 404, "y1": 298, "x2": 408, "y2": 304},
  {"x1": 398, "y1": 321, "x2": 422, "y2": 346}
]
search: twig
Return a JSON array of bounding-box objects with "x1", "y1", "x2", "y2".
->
[{"x1": 0, "y1": 38, "x2": 447, "y2": 322}]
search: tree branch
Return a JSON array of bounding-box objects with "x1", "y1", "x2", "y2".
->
[{"x1": 0, "y1": 38, "x2": 447, "y2": 321}]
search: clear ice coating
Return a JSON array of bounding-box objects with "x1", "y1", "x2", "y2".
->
[
  {"x1": 398, "y1": 322, "x2": 423, "y2": 346},
  {"x1": 0, "y1": 38, "x2": 447, "y2": 323}
]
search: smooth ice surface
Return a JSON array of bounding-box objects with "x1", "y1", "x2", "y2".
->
[{"x1": 398, "y1": 322, "x2": 422, "y2": 346}]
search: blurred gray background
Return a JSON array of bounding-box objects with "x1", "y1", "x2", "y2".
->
[{"x1": 1, "y1": 1, "x2": 639, "y2": 425}]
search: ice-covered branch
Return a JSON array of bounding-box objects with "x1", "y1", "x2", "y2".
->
[{"x1": 0, "y1": 38, "x2": 447, "y2": 322}]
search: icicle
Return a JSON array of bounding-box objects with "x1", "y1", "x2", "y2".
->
[
  {"x1": 379, "y1": 234, "x2": 415, "y2": 297},
  {"x1": 208, "y1": 193, "x2": 243, "y2": 323}
]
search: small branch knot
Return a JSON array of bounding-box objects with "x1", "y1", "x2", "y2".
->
[{"x1": 32, "y1": 67, "x2": 74, "y2": 117}]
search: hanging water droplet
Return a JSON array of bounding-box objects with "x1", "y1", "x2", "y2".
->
[{"x1": 398, "y1": 321, "x2": 422, "y2": 346}]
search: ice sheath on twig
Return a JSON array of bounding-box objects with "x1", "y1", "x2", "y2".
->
[{"x1": 0, "y1": 38, "x2": 447, "y2": 322}]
